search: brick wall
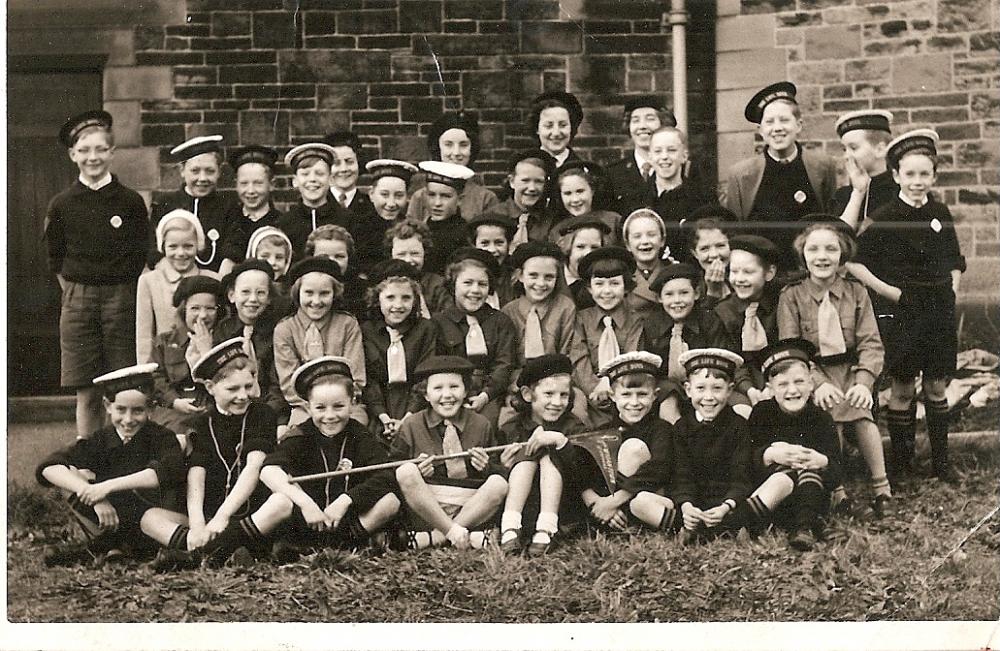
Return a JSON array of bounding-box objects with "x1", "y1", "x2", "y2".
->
[
  {"x1": 716, "y1": 0, "x2": 1000, "y2": 304},
  {"x1": 104, "y1": 0, "x2": 717, "y2": 209}
]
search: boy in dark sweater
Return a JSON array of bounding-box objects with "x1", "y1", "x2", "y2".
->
[
  {"x1": 46, "y1": 110, "x2": 150, "y2": 439},
  {"x1": 730, "y1": 339, "x2": 841, "y2": 551},
  {"x1": 149, "y1": 135, "x2": 233, "y2": 273},
  {"x1": 37, "y1": 364, "x2": 183, "y2": 566},
  {"x1": 846, "y1": 129, "x2": 965, "y2": 482}
]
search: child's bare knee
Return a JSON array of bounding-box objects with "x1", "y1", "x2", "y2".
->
[
  {"x1": 481, "y1": 475, "x2": 509, "y2": 504},
  {"x1": 267, "y1": 493, "x2": 294, "y2": 518},
  {"x1": 395, "y1": 462, "x2": 423, "y2": 489},
  {"x1": 618, "y1": 438, "x2": 651, "y2": 466},
  {"x1": 923, "y1": 378, "x2": 948, "y2": 400}
]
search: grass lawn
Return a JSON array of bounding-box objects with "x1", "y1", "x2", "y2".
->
[{"x1": 6, "y1": 435, "x2": 999, "y2": 623}]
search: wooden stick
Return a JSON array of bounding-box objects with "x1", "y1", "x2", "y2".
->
[{"x1": 288, "y1": 443, "x2": 517, "y2": 484}]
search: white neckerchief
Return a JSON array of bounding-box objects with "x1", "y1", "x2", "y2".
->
[
  {"x1": 79, "y1": 173, "x2": 112, "y2": 191},
  {"x1": 898, "y1": 191, "x2": 928, "y2": 208}
]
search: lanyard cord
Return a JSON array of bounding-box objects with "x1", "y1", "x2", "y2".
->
[
  {"x1": 209, "y1": 411, "x2": 249, "y2": 497},
  {"x1": 319, "y1": 434, "x2": 350, "y2": 507}
]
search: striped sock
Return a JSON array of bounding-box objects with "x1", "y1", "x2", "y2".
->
[
  {"x1": 658, "y1": 506, "x2": 679, "y2": 532},
  {"x1": 725, "y1": 495, "x2": 770, "y2": 531},
  {"x1": 793, "y1": 472, "x2": 827, "y2": 530},
  {"x1": 885, "y1": 407, "x2": 915, "y2": 468},
  {"x1": 238, "y1": 516, "x2": 268, "y2": 552},
  {"x1": 167, "y1": 525, "x2": 190, "y2": 551}
]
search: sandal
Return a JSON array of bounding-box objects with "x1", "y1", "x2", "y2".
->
[
  {"x1": 499, "y1": 528, "x2": 523, "y2": 555},
  {"x1": 526, "y1": 531, "x2": 555, "y2": 557}
]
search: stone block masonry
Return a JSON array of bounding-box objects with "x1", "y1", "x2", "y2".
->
[
  {"x1": 119, "y1": 1, "x2": 722, "y2": 207},
  {"x1": 718, "y1": 0, "x2": 1000, "y2": 305}
]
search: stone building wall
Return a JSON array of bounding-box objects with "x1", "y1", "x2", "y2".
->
[
  {"x1": 715, "y1": 0, "x2": 1000, "y2": 304},
  {"x1": 92, "y1": 0, "x2": 717, "y2": 208}
]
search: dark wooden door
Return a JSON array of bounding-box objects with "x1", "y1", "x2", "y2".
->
[{"x1": 7, "y1": 71, "x2": 103, "y2": 395}]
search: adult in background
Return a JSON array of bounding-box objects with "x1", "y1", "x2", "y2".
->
[
  {"x1": 605, "y1": 95, "x2": 675, "y2": 217},
  {"x1": 406, "y1": 112, "x2": 499, "y2": 223}
]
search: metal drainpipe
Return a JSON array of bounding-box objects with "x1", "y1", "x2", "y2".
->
[{"x1": 667, "y1": 0, "x2": 688, "y2": 134}]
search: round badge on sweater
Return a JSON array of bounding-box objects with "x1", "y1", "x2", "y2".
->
[
  {"x1": 930, "y1": 218, "x2": 942, "y2": 233},
  {"x1": 110, "y1": 215, "x2": 123, "y2": 228},
  {"x1": 208, "y1": 228, "x2": 220, "y2": 241},
  {"x1": 793, "y1": 190, "x2": 807, "y2": 204},
  {"x1": 337, "y1": 458, "x2": 353, "y2": 472}
]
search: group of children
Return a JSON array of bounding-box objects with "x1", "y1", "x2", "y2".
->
[{"x1": 38, "y1": 82, "x2": 965, "y2": 568}]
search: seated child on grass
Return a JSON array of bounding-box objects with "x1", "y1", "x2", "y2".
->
[
  {"x1": 37, "y1": 364, "x2": 183, "y2": 566},
  {"x1": 552, "y1": 351, "x2": 669, "y2": 532},
  {"x1": 391, "y1": 356, "x2": 509, "y2": 550},
  {"x1": 631, "y1": 348, "x2": 751, "y2": 544},
  {"x1": 258, "y1": 356, "x2": 401, "y2": 562},
  {"x1": 142, "y1": 338, "x2": 277, "y2": 569},
  {"x1": 497, "y1": 354, "x2": 586, "y2": 556},
  {"x1": 728, "y1": 338, "x2": 842, "y2": 552}
]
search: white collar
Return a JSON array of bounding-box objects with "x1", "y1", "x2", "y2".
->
[
  {"x1": 564, "y1": 265, "x2": 579, "y2": 285},
  {"x1": 655, "y1": 176, "x2": 682, "y2": 196},
  {"x1": 551, "y1": 149, "x2": 570, "y2": 167},
  {"x1": 332, "y1": 187, "x2": 357, "y2": 206},
  {"x1": 767, "y1": 147, "x2": 799, "y2": 164},
  {"x1": 694, "y1": 410, "x2": 716, "y2": 423},
  {"x1": 634, "y1": 150, "x2": 651, "y2": 173},
  {"x1": 898, "y1": 191, "x2": 928, "y2": 208},
  {"x1": 115, "y1": 428, "x2": 135, "y2": 444},
  {"x1": 79, "y1": 173, "x2": 112, "y2": 191}
]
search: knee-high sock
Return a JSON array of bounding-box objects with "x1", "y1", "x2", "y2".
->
[
  {"x1": 925, "y1": 397, "x2": 951, "y2": 472},
  {"x1": 885, "y1": 407, "x2": 915, "y2": 466},
  {"x1": 658, "y1": 504, "x2": 680, "y2": 532},
  {"x1": 724, "y1": 495, "x2": 770, "y2": 531},
  {"x1": 204, "y1": 516, "x2": 268, "y2": 561},
  {"x1": 167, "y1": 525, "x2": 190, "y2": 551},
  {"x1": 793, "y1": 471, "x2": 827, "y2": 530}
]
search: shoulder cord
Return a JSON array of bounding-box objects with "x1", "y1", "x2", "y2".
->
[{"x1": 209, "y1": 411, "x2": 249, "y2": 497}]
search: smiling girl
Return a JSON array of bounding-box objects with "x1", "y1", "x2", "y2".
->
[
  {"x1": 136, "y1": 210, "x2": 208, "y2": 364},
  {"x1": 779, "y1": 219, "x2": 890, "y2": 516},
  {"x1": 622, "y1": 208, "x2": 669, "y2": 320},
  {"x1": 273, "y1": 257, "x2": 368, "y2": 429},
  {"x1": 549, "y1": 162, "x2": 622, "y2": 246},
  {"x1": 361, "y1": 259, "x2": 438, "y2": 441},
  {"x1": 433, "y1": 247, "x2": 519, "y2": 427}
]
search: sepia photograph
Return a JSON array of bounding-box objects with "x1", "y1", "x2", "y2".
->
[{"x1": 4, "y1": 0, "x2": 999, "y2": 647}]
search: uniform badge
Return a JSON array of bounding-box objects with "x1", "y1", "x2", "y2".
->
[
  {"x1": 207, "y1": 228, "x2": 220, "y2": 242},
  {"x1": 793, "y1": 190, "x2": 807, "y2": 204},
  {"x1": 336, "y1": 458, "x2": 353, "y2": 472},
  {"x1": 110, "y1": 215, "x2": 123, "y2": 229},
  {"x1": 930, "y1": 218, "x2": 942, "y2": 233}
]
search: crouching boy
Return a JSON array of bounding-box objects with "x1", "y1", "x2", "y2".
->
[
  {"x1": 37, "y1": 364, "x2": 184, "y2": 566},
  {"x1": 726, "y1": 338, "x2": 842, "y2": 551},
  {"x1": 391, "y1": 355, "x2": 509, "y2": 550}
]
